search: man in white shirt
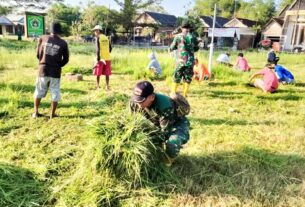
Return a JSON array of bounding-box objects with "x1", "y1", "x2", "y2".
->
[{"x1": 216, "y1": 52, "x2": 232, "y2": 67}]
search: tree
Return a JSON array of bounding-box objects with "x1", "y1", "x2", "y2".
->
[
  {"x1": 194, "y1": 0, "x2": 241, "y2": 18},
  {"x1": 193, "y1": 0, "x2": 275, "y2": 26},
  {"x1": 0, "y1": 6, "x2": 11, "y2": 15},
  {"x1": 279, "y1": 0, "x2": 294, "y2": 10},
  {"x1": 175, "y1": 16, "x2": 204, "y2": 37},
  {"x1": 113, "y1": 0, "x2": 161, "y2": 34},
  {"x1": 81, "y1": 3, "x2": 119, "y2": 36},
  {"x1": 47, "y1": 3, "x2": 80, "y2": 36},
  {"x1": 237, "y1": 0, "x2": 276, "y2": 25},
  {"x1": 141, "y1": 4, "x2": 167, "y2": 13}
]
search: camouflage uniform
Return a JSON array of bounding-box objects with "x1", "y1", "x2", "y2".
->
[
  {"x1": 130, "y1": 93, "x2": 190, "y2": 158},
  {"x1": 169, "y1": 32, "x2": 199, "y2": 83}
]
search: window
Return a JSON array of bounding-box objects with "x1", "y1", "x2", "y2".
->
[{"x1": 6, "y1": 25, "x2": 13, "y2": 34}]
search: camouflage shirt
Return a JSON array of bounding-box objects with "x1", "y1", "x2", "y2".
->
[
  {"x1": 130, "y1": 93, "x2": 176, "y2": 137},
  {"x1": 169, "y1": 32, "x2": 199, "y2": 68}
]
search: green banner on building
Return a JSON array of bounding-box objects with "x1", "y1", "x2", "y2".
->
[{"x1": 26, "y1": 14, "x2": 44, "y2": 37}]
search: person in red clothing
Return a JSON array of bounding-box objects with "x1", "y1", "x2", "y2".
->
[
  {"x1": 234, "y1": 53, "x2": 251, "y2": 72},
  {"x1": 249, "y1": 63, "x2": 279, "y2": 93},
  {"x1": 33, "y1": 22, "x2": 69, "y2": 118},
  {"x1": 92, "y1": 25, "x2": 112, "y2": 90}
]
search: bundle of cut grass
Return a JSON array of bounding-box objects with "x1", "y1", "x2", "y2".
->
[{"x1": 93, "y1": 112, "x2": 161, "y2": 184}]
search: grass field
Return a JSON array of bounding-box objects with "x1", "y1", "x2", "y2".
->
[{"x1": 0, "y1": 39, "x2": 305, "y2": 207}]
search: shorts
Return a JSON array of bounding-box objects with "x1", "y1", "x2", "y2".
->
[
  {"x1": 93, "y1": 60, "x2": 111, "y2": 76},
  {"x1": 173, "y1": 66, "x2": 194, "y2": 84},
  {"x1": 254, "y1": 79, "x2": 277, "y2": 93},
  {"x1": 34, "y1": 77, "x2": 61, "y2": 102},
  {"x1": 165, "y1": 117, "x2": 190, "y2": 158}
]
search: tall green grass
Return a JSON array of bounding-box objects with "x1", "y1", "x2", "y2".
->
[{"x1": 0, "y1": 39, "x2": 305, "y2": 206}]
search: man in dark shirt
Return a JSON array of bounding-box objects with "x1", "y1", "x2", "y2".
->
[
  {"x1": 267, "y1": 49, "x2": 279, "y2": 64},
  {"x1": 33, "y1": 22, "x2": 69, "y2": 118}
]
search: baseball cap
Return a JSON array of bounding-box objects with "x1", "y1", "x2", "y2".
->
[
  {"x1": 132, "y1": 81, "x2": 154, "y2": 103},
  {"x1": 92, "y1": 25, "x2": 103, "y2": 31}
]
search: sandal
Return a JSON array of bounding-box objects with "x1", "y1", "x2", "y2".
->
[
  {"x1": 50, "y1": 114, "x2": 59, "y2": 119},
  {"x1": 32, "y1": 113, "x2": 44, "y2": 118}
]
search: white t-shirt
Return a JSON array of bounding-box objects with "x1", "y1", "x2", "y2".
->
[{"x1": 216, "y1": 54, "x2": 230, "y2": 63}]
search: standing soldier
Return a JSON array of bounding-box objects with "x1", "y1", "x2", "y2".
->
[
  {"x1": 169, "y1": 20, "x2": 199, "y2": 97},
  {"x1": 92, "y1": 25, "x2": 112, "y2": 90}
]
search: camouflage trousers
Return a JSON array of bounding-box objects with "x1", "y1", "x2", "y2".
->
[
  {"x1": 173, "y1": 66, "x2": 194, "y2": 84},
  {"x1": 165, "y1": 117, "x2": 190, "y2": 158}
]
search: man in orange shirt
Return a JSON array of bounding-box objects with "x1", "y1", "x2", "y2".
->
[{"x1": 92, "y1": 25, "x2": 112, "y2": 90}]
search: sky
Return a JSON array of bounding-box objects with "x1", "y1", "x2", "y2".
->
[{"x1": 65, "y1": 0, "x2": 194, "y2": 17}]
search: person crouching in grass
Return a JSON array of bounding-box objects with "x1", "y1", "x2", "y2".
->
[
  {"x1": 193, "y1": 57, "x2": 210, "y2": 81},
  {"x1": 274, "y1": 63, "x2": 295, "y2": 84},
  {"x1": 129, "y1": 81, "x2": 190, "y2": 166},
  {"x1": 147, "y1": 52, "x2": 162, "y2": 79},
  {"x1": 216, "y1": 52, "x2": 233, "y2": 67},
  {"x1": 234, "y1": 53, "x2": 251, "y2": 72},
  {"x1": 249, "y1": 63, "x2": 279, "y2": 93}
]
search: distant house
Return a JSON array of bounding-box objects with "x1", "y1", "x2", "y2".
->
[
  {"x1": 262, "y1": 18, "x2": 284, "y2": 42},
  {"x1": 0, "y1": 14, "x2": 25, "y2": 36},
  {"x1": 0, "y1": 16, "x2": 15, "y2": 35},
  {"x1": 205, "y1": 17, "x2": 257, "y2": 50},
  {"x1": 261, "y1": 5, "x2": 288, "y2": 44},
  {"x1": 224, "y1": 17, "x2": 257, "y2": 28},
  {"x1": 223, "y1": 17, "x2": 258, "y2": 50},
  {"x1": 134, "y1": 11, "x2": 177, "y2": 45},
  {"x1": 199, "y1": 16, "x2": 230, "y2": 48},
  {"x1": 200, "y1": 15, "x2": 230, "y2": 31},
  {"x1": 279, "y1": 0, "x2": 305, "y2": 51},
  {"x1": 0, "y1": 16, "x2": 22, "y2": 35}
]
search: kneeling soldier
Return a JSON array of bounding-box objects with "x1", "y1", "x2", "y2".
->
[{"x1": 130, "y1": 81, "x2": 190, "y2": 166}]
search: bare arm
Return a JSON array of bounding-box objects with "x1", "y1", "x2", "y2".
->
[
  {"x1": 95, "y1": 37, "x2": 100, "y2": 61},
  {"x1": 249, "y1": 71, "x2": 263, "y2": 81},
  {"x1": 61, "y1": 43, "x2": 69, "y2": 67},
  {"x1": 36, "y1": 37, "x2": 42, "y2": 59}
]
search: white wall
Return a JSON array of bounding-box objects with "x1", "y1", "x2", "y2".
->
[{"x1": 283, "y1": 23, "x2": 294, "y2": 50}]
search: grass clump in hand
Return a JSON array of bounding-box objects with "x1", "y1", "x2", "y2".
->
[{"x1": 93, "y1": 111, "x2": 161, "y2": 185}]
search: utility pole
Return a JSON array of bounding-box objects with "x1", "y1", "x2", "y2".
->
[{"x1": 208, "y1": 4, "x2": 217, "y2": 76}]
